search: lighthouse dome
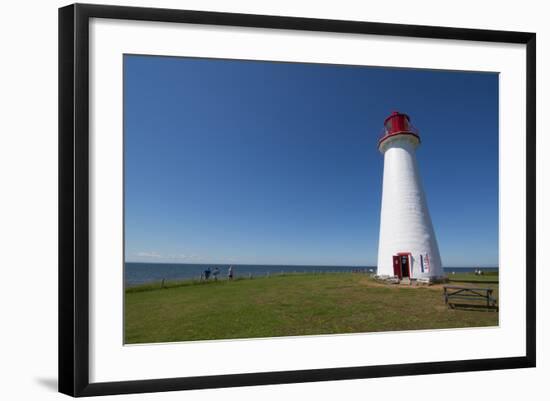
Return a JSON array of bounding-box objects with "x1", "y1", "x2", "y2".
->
[{"x1": 378, "y1": 111, "x2": 421, "y2": 152}]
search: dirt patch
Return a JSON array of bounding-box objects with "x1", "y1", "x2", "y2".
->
[{"x1": 358, "y1": 277, "x2": 446, "y2": 290}]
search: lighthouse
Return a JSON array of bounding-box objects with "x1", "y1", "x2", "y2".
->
[{"x1": 376, "y1": 112, "x2": 444, "y2": 282}]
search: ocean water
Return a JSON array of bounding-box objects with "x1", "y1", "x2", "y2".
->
[{"x1": 124, "y1": 262, "x2": 498, "y2": 287}]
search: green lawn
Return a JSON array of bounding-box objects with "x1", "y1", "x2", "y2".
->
[
  {"x1": 447, "y1": 271, "x2": 499, "y2": 283},
  {"x1": 124, "y1": 273, "x2": 498, "y2": 344}
]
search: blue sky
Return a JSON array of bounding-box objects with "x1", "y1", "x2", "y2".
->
[{"x1": 124, "y1": 55, "x2": 498, "y2": 267}]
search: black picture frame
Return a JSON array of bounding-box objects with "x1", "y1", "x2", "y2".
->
[{"x1": 58, "y1": 3, "x2": 536, "y2": 397}]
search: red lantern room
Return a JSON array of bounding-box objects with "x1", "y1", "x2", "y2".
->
[{"x1": 378, "y1": 111, "x2": 420, "y2": 149}]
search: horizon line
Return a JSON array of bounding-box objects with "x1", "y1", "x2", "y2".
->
[{"x1": 124, "y1": 261, "x2": 499, "y2": 268}]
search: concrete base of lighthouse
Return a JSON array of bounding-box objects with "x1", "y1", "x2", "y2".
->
[{"x1": 374, "y1": 274, "x2": 448, "y2": 286}]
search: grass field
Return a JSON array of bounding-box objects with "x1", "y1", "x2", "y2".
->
[
  {"x1": 447, "y1": 271, "x2": 499, "y2": 283},
  {"x1": 124, "y1": 272, "x2": 499, "y2": 344}
]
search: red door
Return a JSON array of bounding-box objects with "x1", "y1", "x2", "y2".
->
[{"x1": 393, "y1": 256, "x2": 401, "y2": 278}]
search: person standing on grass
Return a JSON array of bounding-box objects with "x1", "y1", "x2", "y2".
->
[
  {"x1": 228, "y1": 265, "x2": 234, "y2": 280},
  {"x1": 212, "y1": 267, "x2": 220, "y2": 281},
  {"x1": 204, "y1": 267, "x2": 211, "y2": 280}
]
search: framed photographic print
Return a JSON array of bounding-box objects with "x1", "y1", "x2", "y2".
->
[{"x1": 58, "y1": 3, "x2": 536, "y2": 397}]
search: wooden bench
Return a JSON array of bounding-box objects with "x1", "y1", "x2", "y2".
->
[{"x1": 443, "y1": 285, "x2": 498, "y2": 311}]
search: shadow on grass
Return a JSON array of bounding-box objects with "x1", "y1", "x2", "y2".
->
[{"x1": 448, "y1": 303, "x2": 499, "y2": 312}]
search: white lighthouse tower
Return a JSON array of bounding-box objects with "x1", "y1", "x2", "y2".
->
[{"x1": 376, "y1": 111, "x2": 444, "y2": 282}]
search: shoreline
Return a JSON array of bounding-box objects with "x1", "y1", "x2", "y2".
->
[{"x1": 126, "y1": 270, "x2": 499, "y2": 292}]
